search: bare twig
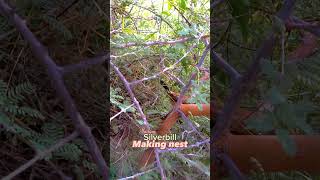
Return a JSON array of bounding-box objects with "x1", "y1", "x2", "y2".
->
[
  {"x1": 110, "y1": 28, "x2": 122, "y2": 35},
  {"x1": 212, "y1": 50, "x2": 241, "y2": 80},
  {"x1": 217, "y1": 153, "x2": 247, "y2": 180},
  {"x1": 110, "y1": 61, "x2": 150, "y2": 129},
  {"x1": 155, "y1": 148, "x2": 166, "y2": 180},
  {"x1": 2, "y1": 131, "x2": 79, "y2": 180},
  {"x1": 60, "y1": 53, "x2": 108, "y2": 75},
  {"x1": 129, "y1": 44, "x2": 197, "y2": 85},
  {"x1": 160, "y1": 58, "x2": 185, "y2": 86},
  {"x1": 175, "y1": 153, "x2": 210, "y2": 176},
  {"x1": 115, "y1": 35, "x2": 209, "y2": 48},
  {"x1": 286, "y1": 16, "x2": 320, "y2": 37},
  {"x1": 0, "y1": 1, "x2": 109, "y2": 179},
  {"x1": 178, "y1": 110, "x2": 207, "y2": 141},
  {"x1": 158, "y1": 139, "x2": 209, "y2": 153},
  {"x1": 164, "y1": 72, "x2": 185, "y2": 86},
  {"x1": 110, "y1": 104, "x2": 134, "y2": 122},
  {"x1": 117, "y1": 168, "x2": 157, "y2": 180}
]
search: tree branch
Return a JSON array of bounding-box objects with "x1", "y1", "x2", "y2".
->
[
  {"x1": 212, "y1": 50, "x2": 241, "y2": 80},
  {"x1": 60, "y1": 53, "x2": 108, "y2": 75},
  {"x1": 155, "y1": 148, "x2": 166, "y2": 180},
  {"x1": 110, "y1": 61, "x2": 151, "y2": 129},
  {"x1": 2, "y1": 131, "x2": 79, "y2": 180},
  {"x1": 158, "y1": 139, "x2": 209, "y2": 153},
  {"x1": 129, "y1": 44, "x2": 197, "y2": 85},
  {"x1": 212, "y1": 0, "x2": 297, "y2": 141},
  {"x1": 286, "y1": 16, "x2": 320, "y2": 37},
  {"x1": 178, "y1": 109, "x2": 208, "y2": 141},
  {"x1": 217, "y1": 153, "x2": 247, "y2": 180},
  {"x1": 117, "y1": 168, "x2": 157, "y2": 180},
  {"x1": 0, "y1": 1, "x2": 109, "y2": 179},
  {"x1": 115, "y1": 35, "x2": 209, "y2": 48}
]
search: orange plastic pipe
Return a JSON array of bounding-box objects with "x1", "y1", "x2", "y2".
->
[
  {"x1": 222, "y1": 135, "x2": 320, "y2": 173},
  {"x1": 139, "y1": 104, "x2": 210, "y2": 168},
  {"x1": 139, "y1": 104, "x2": 320, "y2": 174},
  {"x1": 180, "y1": 104, "x2": 210, "y2": 117}
]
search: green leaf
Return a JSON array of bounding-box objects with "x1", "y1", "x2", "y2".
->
[
  {"x1": 276, "y1": 129, "x2": 296, "y2": 156},
  {"x1": 196, "y1": 102, "x2": 203, "y2": 111},
  {"x1": 265, "y1": 87, "x2": 286, "y2": 105},
  {"x1": 168, "y1": 0, "x2": 173, "y2": 10},
  {"x1": 161, "y1": 11, "x2": 171, "y2": 16},
  {"x1": 123, "y1": 28, "x2": 135, "y2": 34},
  {"x1": 179, "y1": 0, "x2": 187, "y2": 11},
  {"x1": 145, "y1": 33, "x2": 156, "y2": 40}
]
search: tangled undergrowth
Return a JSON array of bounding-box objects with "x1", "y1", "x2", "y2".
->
[
  {"x1": 1, "y1": 0, "x2": 108, "y2": 179},
  {"x1": 110, "y1": 0, "x2": 210, "y2": 179}
]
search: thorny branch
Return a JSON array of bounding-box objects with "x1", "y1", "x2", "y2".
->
[
  {"x1": 171, "y1": 43, "x2": 210, "y2": 112},
  {"x1": 110, "y1": 61, "x2": 151, "y2": 130},
  {"x1": 2, "y1": 131, "x2": 79, "y2": 180},
  {"x1": 60, "y1": 53, "x2": 108, "y2": 75},
  {"x1": 211, "y1": 0, "x2": 297, "y2": 178},
  {"x1": 129, "y1": 44, "x2": 197, "y2": 85},
  {"x1": 217, "y1": 153, "x2": 246, "y2": 180},
  {"x1": 212, "y1": 50, "x2": 241, "y2": 81},
  {"x1": 158, "y1": 139, "x2": 209, "y2": 153},
  {"x1": 155, "y1": 148, "x2": 166, "y2": 180},
  {"x1": 212, "y1": 0, "x2": 297, "y2": 140},
  {"x1": 286, "y1": 16, "x2": 320, "y2": 37},
  {"x1": 178, "y1": 109, "x2": 207, "y2": 141},
  {"x1": 115, "y1": 34, "x2": 209, "y2": 48},
  {"x1": 117, "y1": 168, "x2": 157, "y2": 180},
  {"x1": 111, "y1": 39, "x2": 210, "y2": 178},
  {"x1": 0, "y1": 1, "x2": 109, "y2": 179}
]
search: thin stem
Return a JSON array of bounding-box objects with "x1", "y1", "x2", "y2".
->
[
  {"x1": 212, "y1": 50, "x2": 241, "y2": 80},
  {"x1": 115, "y1": 35, "x2": 209, "y2": 48},
  {"x1": 2, "y1": 131, "x2": 79, "y2": 180},
  {"x1": 117, "y1": 168, "x2": 157, "y2": 180},
  {"x1": 110, "y1": 61, "x2": 150, "y2": 129},
  {"x1": 0, "y1": 1, "x2": 109, "y2": 179},
  {"x1": 286, "y1": 16, "x2": 320, "y2": 37},
  {"x1": 129, "y1": 44, "x2": 197, "y2": 85},
  {"x1": 158, "y1": 139, "x2": 209, "y2": 153},
  {"x1": 155, "y1": 148, "x2": 166, "y2": 180},
  {"x1": 178, "y1": 110, "x2": 207, "y2": 141},
  {"x1": 60, "y1": 53, "x2": 108, "y2": 75},
  {"x1": 217, "y1": 153, "x2": 247, "y2": 180}
]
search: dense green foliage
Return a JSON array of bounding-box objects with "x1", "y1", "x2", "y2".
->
[{"x1": 111, "y1": 0, "x2": 210, "y2": 179}]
